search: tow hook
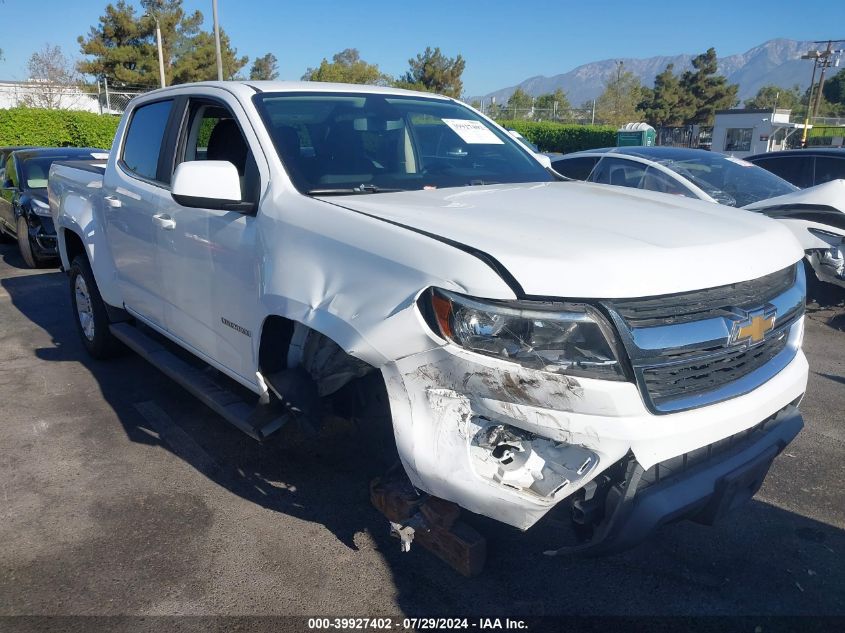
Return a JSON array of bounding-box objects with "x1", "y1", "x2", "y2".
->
[{"x1": 370, "y1": 472, "x2": 487, "y2": 576}]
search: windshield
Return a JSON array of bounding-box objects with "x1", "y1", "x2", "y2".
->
[
  {"x1": 253, "y1": 92, "x2": 552, "y2": 193},
  {"x1": 21, "y1": 152, "x2": 106, "y2": 189},
  {"x1": 659, "y1": 153, "x2": 797, "y2": 207}
]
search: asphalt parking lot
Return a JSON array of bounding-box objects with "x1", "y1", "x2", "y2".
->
[{"x1": 1, "y1": 240, "x2": 844, "y2": 621}]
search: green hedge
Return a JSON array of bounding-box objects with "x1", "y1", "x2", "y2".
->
[
  {"x1": 0, "y1": 108, "x2": 119, "y2": 149},
  {"x1": 497, "y1": 120, "x2": 616, "y2": 154}
]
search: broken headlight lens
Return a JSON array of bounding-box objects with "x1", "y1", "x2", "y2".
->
[{"x1": 428, "y1": 288, "x2": 625, "y2": 380}]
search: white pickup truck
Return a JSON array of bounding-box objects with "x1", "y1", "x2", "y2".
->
[{"x1": 50, "y1": 81, "x2": 808, "y2": 570}]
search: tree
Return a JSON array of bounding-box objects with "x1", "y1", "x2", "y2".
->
[
  {"x1": 678, "y1": 48, "x2": 738, "y2": 125},
  {"x1": 171, "y1": 30, "x2": 247, "y2": 82},
  {"x1": 822, "y1": 68, "x2": 845, "y2": 114},
  {"x1": 396, "y1": 47, "x2": 465, "y2": 98},
  {"x1": 595, "y1": 62, "x2": 643, "y2": 127},
  {"x1": 638, "y1": 63, "x2": 684, "y2": 126},
  {"x1": 78, "y1": 0, "x2": 246, "y2": 87},
  {"x1": 744, "y1": 84, "x2": 802, "y2": 110},
  {"x1": 505, "y1": 87, "x2": 533, "y2": 119},
  {"x1": 22, "y1": 44, "x2": 80, "y2": 109},
  {"x1": 534, "y1": 89, "x2": 570, "y2": 120},
  {"x1": 250, "y1": 53, "x2": 279, "y2": 81},
  {"x1": 302, "y1": 48, "x2": 390, "y2": 85}
]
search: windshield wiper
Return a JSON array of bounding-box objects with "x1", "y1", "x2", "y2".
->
[{"x1": 306, "y1": 184, "x2": 406, "y2": 196}]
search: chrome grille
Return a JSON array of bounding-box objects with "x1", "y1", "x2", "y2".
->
[
  {"x1": 641, "y1": 331, "x2": 789, "y2": 405},
  {"x1": 603, "y1": 263, "x2": 804, "y2": 414},
  {"x1": 612, "y1": 266, "x2": 796, "y2": 327}
]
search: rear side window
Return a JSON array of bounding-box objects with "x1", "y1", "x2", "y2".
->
[
  {"x1": 641, "y1": 166, "x2": 696, "y2": 198},
  {"x1": 551, "y1": 156, "x2": 599, "y2": 181},
  {"x1": 752, "y1": 156, "x2": 814, "y2": 189},
  {"x1": 590, "y1": 157, "x2": 647, "y2": 189},
  {"x1": 122, "y1": 100, "x2": 174, "y2": 182},
  {"x1": 814, "y1": 156, "x2": 845, "y2": 186}
]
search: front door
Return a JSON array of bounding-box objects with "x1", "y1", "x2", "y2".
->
[
  {"x1": 157, "y1": 97, "x2": 264, "y2": 384},
  {"x1": 0, "y1": 156, "x2": 19, "y2": 233},
  {"x1": 102, "y1": 98, "x2": 176, "y2": 329}
]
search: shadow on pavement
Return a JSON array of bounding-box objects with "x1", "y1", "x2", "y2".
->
[{"x1": 2, "y1": 242, "x2": 845, "y2": 617}]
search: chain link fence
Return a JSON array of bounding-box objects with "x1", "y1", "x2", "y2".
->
[
  {"x1": 476, "y1": 105, "x2": 605, "y2": 125},
  {"x1": 0, "y1": 81, "x2": 146, "y2": 115}
]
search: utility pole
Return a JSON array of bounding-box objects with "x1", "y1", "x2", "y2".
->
[
  {"x1": 212, "y1": 0, "x2": 224, "y2": 81},
  {"x1": 800, "y1": 50, "x2": 820, "y2": 146},
  {"x1": 800, "y1": 39, "x2": 844, "y2": 146},
  {"x1": 155, "y1": 15, "x2": 166, "y2": 88},
  {"x1": 812, "y1": 40, "x2": 843, "y2": 120}
]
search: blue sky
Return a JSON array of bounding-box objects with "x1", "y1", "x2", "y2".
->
[{"x1": 0, "y1": 0, "x2": 842, "y2": 96}]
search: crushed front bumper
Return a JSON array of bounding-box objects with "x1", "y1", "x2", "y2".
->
[
  {"x1": 25, "y1": 214, "x2": 58, "y2": 258},
  {"x1": 381, "y1": 334, "x2": 808, "y2": 532},
  {"x1": 549, "y1": 404, "x2": 803, "y2": 555}
]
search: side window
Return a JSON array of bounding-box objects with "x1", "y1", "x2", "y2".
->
[
  {"x1": 551, "y1": 156, "x2": 599, "y2": 181},
  {"x1": 590, "y1": 157, "x2": 647, "y2": 190},
  {"x1": 4, "y1": 156, "x2": 18, "y2": 188},
  {"x1": 813, "y1": 157, "x2": 845, "y2": 186},
  {"x1": 641, "y1": 166, "x2": 696, "y2": 197},
  {"x1": 753, "y1": 156, "x2": 813, "y2": 189},
  {"x1": 725, "y1": 128, "x2": 753, "y2": 152},
  {"x1": 122, "y1": 99, "x2": 174, "y2": 183},
  {"x1": 178, "y1": 101, "x2": 258, "y2": 203}
]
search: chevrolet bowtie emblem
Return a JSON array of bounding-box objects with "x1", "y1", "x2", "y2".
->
[{"x1": 730, "y1": 307, "x2": 777, "y2": 345}]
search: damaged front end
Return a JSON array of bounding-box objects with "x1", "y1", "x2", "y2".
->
[{"x1": 378, "y1": 272, "x2": 807, "y2": 559}]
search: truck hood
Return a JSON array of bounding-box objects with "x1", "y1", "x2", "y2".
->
[{"x1": 318, "y1": 181, "x2": 803, "y2": 298}]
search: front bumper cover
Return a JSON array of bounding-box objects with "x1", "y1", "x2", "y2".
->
[
  {"x1": 549, "y1": 404, "x2": 803, "y2": 555},
  {"x1": 382, "y1": 340, "x2": 808, "y2": 531}
]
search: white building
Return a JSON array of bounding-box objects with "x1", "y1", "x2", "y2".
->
[
  {"x1": 711, "y1": 108, "x2": 809, "y2": 157},
  {"x1": 0, "y1": 80, "x2": 104, "y2": 113}
]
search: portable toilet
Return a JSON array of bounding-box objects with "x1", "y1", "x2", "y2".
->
[{"x1": 616, "y1": 122, "x2": 656, "y2": 147}]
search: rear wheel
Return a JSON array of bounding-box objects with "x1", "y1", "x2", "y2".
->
[
  {"x1": 69, "y1": 255, "x2": 122, "y2": 359},
  {"x1": 16, "y1": 215, "x2": 42, "y2": 268}
]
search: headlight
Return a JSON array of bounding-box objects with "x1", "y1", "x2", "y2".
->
[
  {"x1": 426, "y1": 288, "x2": 626, "y2": 380},
  {"x1": 30, "y1": 198, "x2": 51, "y2": 217}
]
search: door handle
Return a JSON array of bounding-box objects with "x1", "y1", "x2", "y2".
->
[
  {"x1": 152, "y1": 213, "x2": 176, "y2": 230},
  {"x1": 104, "y1": 195, "x2": 122, "y2": 208}
]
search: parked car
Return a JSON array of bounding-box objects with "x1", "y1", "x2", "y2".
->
[
  {"x1": 746, "y1": 148, "x2": 845, "y2": 189},
  {"x1": 1, "y1": 147, "x2": 108, "y2": 267},
  {"x1": 51, "y1": 82, "x2": 807, "y2": 572},
  {"x1": 550, "y1": 146, "x2": 845, "y2": 291}
]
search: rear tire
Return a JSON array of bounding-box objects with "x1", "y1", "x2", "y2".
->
[
  {"x1": 17, "y1": 215, "x2": 43, "y2": 268},
  {"x1": 69, "y1": 254, "x2": 122, "y2": 359}
]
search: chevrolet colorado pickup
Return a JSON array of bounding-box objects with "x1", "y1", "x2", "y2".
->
[{"x1": 50, "y1": 81, "x2": 808, "y2": 570}]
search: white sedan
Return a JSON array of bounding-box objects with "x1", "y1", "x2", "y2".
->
[{"x1": 550, "y1": 146, "x2": 845, "y2": 291}]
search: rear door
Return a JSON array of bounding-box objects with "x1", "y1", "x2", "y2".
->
[
  {"x1": 156, "y1": 94, "x2": 265, "y2": 385},
  {"x1": 102, "y1": 98, "x2": 177, "y2": 328}
]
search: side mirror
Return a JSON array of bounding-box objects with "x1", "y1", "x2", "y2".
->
[{"x1": 171, "y1": 160, "x2": 255, "y2": 213}]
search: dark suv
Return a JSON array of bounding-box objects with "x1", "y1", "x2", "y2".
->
[{"x1": 746, "y1": 148, "x2": 845, "y2": 189}]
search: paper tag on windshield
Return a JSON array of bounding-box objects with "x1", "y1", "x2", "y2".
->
[
  {"x1": 442, "y1": 119, "x2": 504, "y2": 144},
  {"x1": 725, "y1": 156, "x2": 754, "y2": 167}
]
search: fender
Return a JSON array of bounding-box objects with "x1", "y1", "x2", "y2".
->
[{"x1": 51, "y1": 164, "x2": 122, "y2": 308}]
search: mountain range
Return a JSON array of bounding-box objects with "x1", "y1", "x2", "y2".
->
[{"x1": 476, "y1": 39, "x2": 821, "y2": 107}]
